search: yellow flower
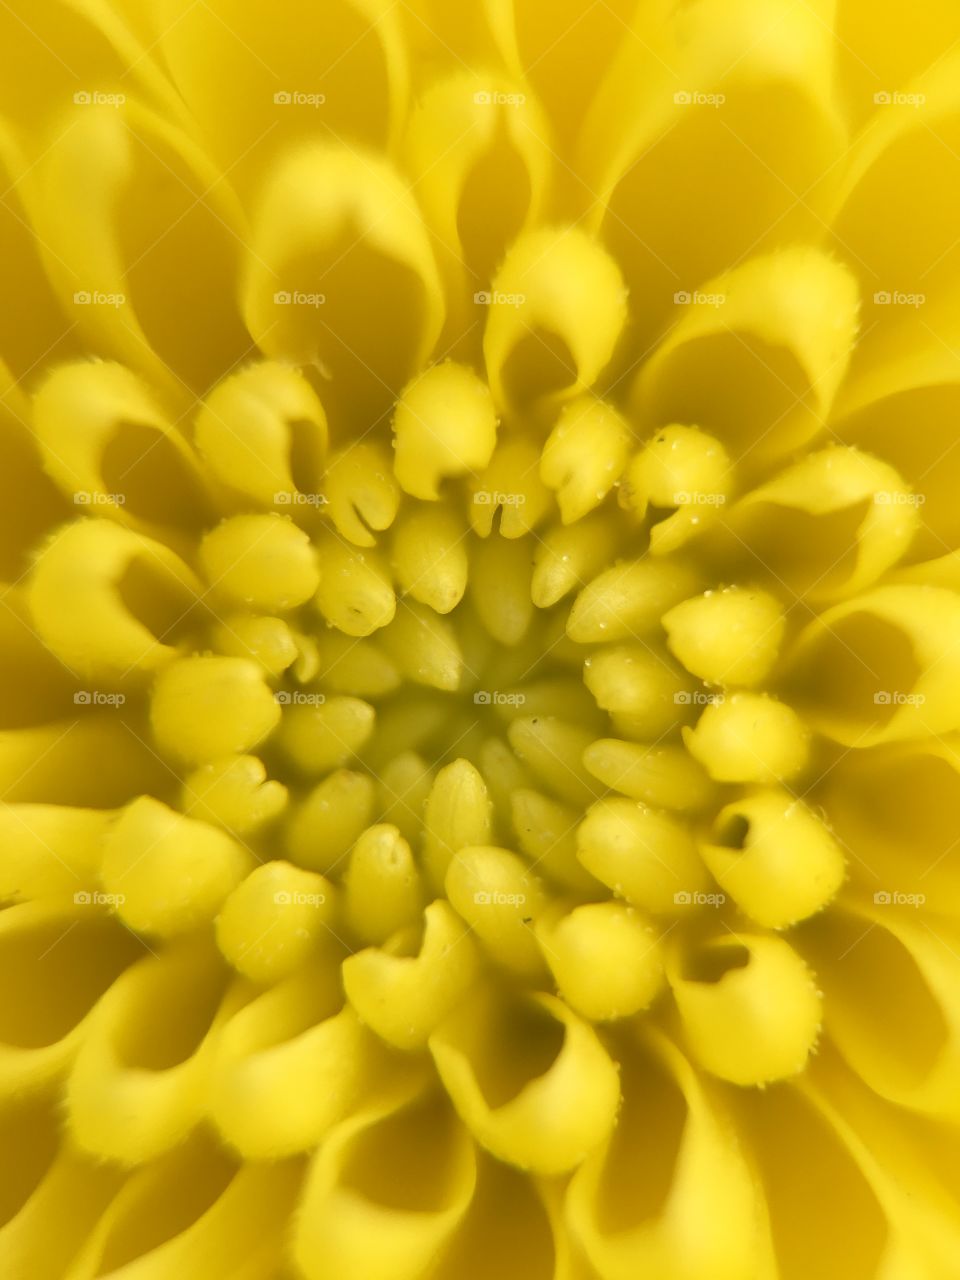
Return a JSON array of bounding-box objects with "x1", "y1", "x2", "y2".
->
[{"x1": 2, "y1": 1, "x2": 960, "y2": 1277}]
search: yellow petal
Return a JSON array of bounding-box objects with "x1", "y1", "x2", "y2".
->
[
  {"x1": 540, "y1": 396, "x2": 631, "y2": 523},
  {"x1": 314, "y1": 534, "x2": 396, "y2": 637},
  {"x1": 180, "y1": 754, "x2": 287, "y2": 836},
  {"x1": 531, "y1": 510, "x2": 622, "y2": 608},
  {"x1": 33, "y1": 360, "x2": 211, "y2": 535},
  {"x1": 576, "y1": 796, "x2": 711, "y2": 914},
  {"x1": 150, "y1": 655, "x2": 280, "y2": 764},
  {"x1": 444, "y1": 845, "x2": 547, "y2": 978},
  {"x1": 700, "y1": 790, "x2": 846, "y2": 929},
  {"x1": 28, "y1": 519, "x2": 203, "y2": 681},
  {"x1": 536, "y1": 899, "x2": 664, "y2": 1021},
  {"x1": 100, "y1": 797, "x2": 252, "y2": 937},
  {"x1": 799, "y1": 904, "x2": 960, "y2": 1121},
  {"x1": 663, "y1": 586, "x2": 785, "y2": 687},
  {"x1": 215, "y1": 861, "x2": 335, "y2": 983},
  {"x1": 422, "y1": 758, "x2": 494, "y2": 893},
  {"x1": 567, "y1": 1027, "x2": 761, "y2": 1280},
  {"x1": 285, "y1": 769, "x2": 377, "y2": 874},
  {"x1": 65, "y1": 937, "x2": 235, "y2": 1162},
  {"x1": 582, "y1": 739, "x2": 718, "y2": 813},
  {"x1": 633, "y1": 247, "x2": 859, "y2": 468},
  {"x1": 242, "y1": 144, "x2": 443, "y2": 426},
  {"x1": 619, "y1": 424, "x2": 732, "y2": 554},
  {"x1": 391, "y1": 500, "x2": 469, "y2": 614},
  {"x1": 277, "y1": 695, "x2": 376, "y2": 777},
  {"x1": 402, "y1": 69, "x2": 551, "y2": 298},
  {"x1": 28, "y1": 99, "x2": 249, "y2": 396},
  {"x1": 430, "y1": 986, "x2": 620, "y2": 1174},
  {"x1": 682, "y1": 692, "x2": 810, "y2": 785},
  {"x1": 193, "y1": 361, "x2": 328, "y2": 511},
  {"x1": 199, "y1": 513, "x2": 320, "y2": 611},
  {"x1": 0, "y1": 899, "x2": 142, "y2": 1096},
  {"x1": 567, "y1": 556, "x2": 702, "y2": 644},
  {"x1": 0, "y1": 803, "x2": 113, "y2": 902},
  {"x1": 787, "y1": 585, "x2": 960, "y2": 745},
  {"x1": 484, "y1": 226, "x2": 626, "y2": 416},
  {"x1": 585, "y1": 0, "x2": 845, "y2": 352},
  {"x1": 724, "y1": 446, "x2": 918, "y2": 602},
  {"x1": 667, "y1": 933, "x2": 822, "y2": 1085},
  {"x1": 323, "y1": 440, "x2": 400, "y2": 547},
  {"x1": 158, "y1": 0, "x2": 407, "y2": 180},
  {"x1": 343, "y1": 824, "x2": 424, "y2": 946},
  {"x1": 468, "y1": 436, "x2": 552, "y2": 538},
  {"x1": 294, "y1": 1090, "x2": 476, "y2": 1280},
  {"x1": 343, "y1": 901, "x2": 481, "y2": 1050},
  {"x1": 209, "y1": 961, "x2": 421, "y2": 1159}
]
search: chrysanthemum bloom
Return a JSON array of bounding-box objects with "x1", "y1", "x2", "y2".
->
[{"x1": 3, "y1": 1, "x2": 960, "y2": 1276}]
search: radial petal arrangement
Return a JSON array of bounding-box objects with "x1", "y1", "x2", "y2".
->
[{"x1": 2, "y1": 2, "x2": 960, "y2": 1278}]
